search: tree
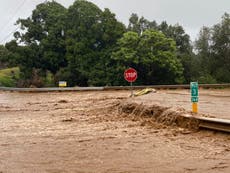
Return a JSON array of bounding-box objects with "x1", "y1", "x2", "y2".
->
[
  {"x1": 112, "y1": 30, "x2": 184, "y2": 85},
  {"x1": 158, "y1": 22, "x2": 193, "y2": 83},
  {"x1": 193, "y1": 27, "x2": 213, "y2": 82},
  {"x1": 194, "y1": 13, "x2": 230, "y2": 83},
  {"x1": 128, "y1": 14, "x2": 193, "y2": 83},
  {"x1": 5, "y1": 40, "x2": 42, "y2": 86},
  {"x1": 0, "y1": 45, "x2": 10, "y2": 68},
  {"x1": 63, "y1": 0, "x2": 125, "y2": 86},
  {"x1": 211, "y1": 13, "x2": 230, "y2": 82},
  {"x1": 15, "y1": 1, "x2": 67, "y2": 75},
  {"x1": 64, "y1": 0, "x2": 103, "y2": 86},
  {"x1": 128, "y1": 13, "x2": 157, "y2": 35}
]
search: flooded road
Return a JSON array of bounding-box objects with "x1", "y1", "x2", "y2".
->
[
  {"x1": 131, "y1": 88, "x2": 230, "y2": 119},
  {"x1": 0, "y1": 90, "x2": 229, "y2": 172}
]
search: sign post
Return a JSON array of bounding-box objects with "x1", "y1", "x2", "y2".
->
[
  {"x1": 190, "y1": 82, "x2": 199, "y2": 113},
  {"x1": 124, "y1": 68, "x2": 137, "y2": 97}
]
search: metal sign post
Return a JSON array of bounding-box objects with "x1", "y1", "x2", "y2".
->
[{"x1": 130, "y1": 82, "x2": 133, "y2": 97}]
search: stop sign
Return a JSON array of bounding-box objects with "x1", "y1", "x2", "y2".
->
[{"x1": 124, "y1": 68, "x2": 137, "y2": 82}]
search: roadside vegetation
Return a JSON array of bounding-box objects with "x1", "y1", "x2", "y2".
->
[
  {"x1": 0, "y1": 0, "x2": 229, "y2": 87},
  {"x1": 0, "y1": 67, "x2": 19, "y2": 87}
]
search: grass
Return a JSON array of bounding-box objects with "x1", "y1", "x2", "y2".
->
[
  {"x1": 0, "y1": 67, "x2": 58, "y2": 87},
  {"x1": 0, "y1": 67, "x2": 20, "y2": 87},
  {"x1": 42, "y1": 71, "x2": 55, "y2": 87}
]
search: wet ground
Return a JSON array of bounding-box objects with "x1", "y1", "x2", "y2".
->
[{"x1": 0, "y1": 89, "x2": 229, "y2": 172}]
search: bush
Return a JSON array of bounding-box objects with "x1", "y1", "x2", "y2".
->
[
  {"x1": 0, "y1": 67, "x2": 19, "y2": 87},
  {"x1": 198, "y1": 74, "x2": 217, "y2": 84}
]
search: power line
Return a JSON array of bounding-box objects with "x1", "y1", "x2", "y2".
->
[
  {"x1": 0, "y1": 0, "x2": 48, "y2": 44},
  {"x1": 0, "y1": 26, "x2": 21, "y2": 44},
  {"x1": 0, "y1": 0, "x2": 27, "y2": 34}
]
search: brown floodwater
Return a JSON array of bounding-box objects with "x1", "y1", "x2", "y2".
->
[{"x1": 0, "y1": 90, "x2": 229, "y2": 172}]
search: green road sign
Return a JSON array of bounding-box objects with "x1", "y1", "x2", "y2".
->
[
  {"x1": 191, "y1": 97, "x2": 199, "y2": 102},
  {"x1": 190, "y1": 82, "x2": 199, "y2": 102},
  {"x1": 190, "y1": 82, "x2": 198, "y2": 97}
]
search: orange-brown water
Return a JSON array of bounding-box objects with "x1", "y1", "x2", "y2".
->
[{"x1": 0, "y1": 90, "x2": 229, "y2": 172}]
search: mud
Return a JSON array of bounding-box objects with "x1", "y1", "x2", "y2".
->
[
  {"x1": 0, "y1": 90, "x2": 229, "y2": 173},
  {"x1": 119, "y1": 102, "x2": 200, "y2": 130}
]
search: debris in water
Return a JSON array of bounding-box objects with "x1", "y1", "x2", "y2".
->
[
  {"x1": 134, "y1": 88, "x2": 156, "y2": 97},
  {"x1": 62, "y1": 117, "x2": 75, "y2": 122},
  {"x1": 58, "y1": 100, "x2": 68, "y2": 103}
]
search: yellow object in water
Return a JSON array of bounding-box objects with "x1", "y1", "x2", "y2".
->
[{"x1": 134, "y1": 88, "x2": 156, "y2": 97}]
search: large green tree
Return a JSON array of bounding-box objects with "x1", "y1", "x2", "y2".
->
[
  {"x1": 7, "y1": 0, "x2": 228, "y2": 87},
  {"x1": 193, "y1": 27, "x2": 215, "y2": 83},
  {"x1": 159, "y1": 23, "x2": 193, "y2": 83},
  {"x1": 128, "y1": 14, "x2": 193, "y2": 83},
  {"x1": 63, "y1": 0, "x2": 125, "y2": 86},
  {"x1": 195, "y1": 13, "x2": 230, "y2": 83},
  {"x1": 15, "y1": 1, "x2": 67, "y2": 75},
  {"x1": 211, "y1": 13, "x2": 230, "y2": 82},
  {"x1": 112, "y1": 30, "x2": 184, "y2": 85}
]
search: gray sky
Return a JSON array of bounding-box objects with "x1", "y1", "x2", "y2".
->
[{"x1": 0, "y1": 0, "x2": 229, "y2": 44}]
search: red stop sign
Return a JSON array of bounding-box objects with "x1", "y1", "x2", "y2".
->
[{"x1": 124, "y1": 68, "x2": 137, "y2": 82}]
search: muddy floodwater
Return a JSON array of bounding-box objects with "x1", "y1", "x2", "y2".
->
[{"x1": 0, "y1": 89, "x2": 229, "y2": 172}]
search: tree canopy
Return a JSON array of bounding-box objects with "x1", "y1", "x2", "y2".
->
[
  {"x1": 1, "y1": 0, "x2": 229, "y2": 87},
  {"x1": 194, "y1": 13, "x2": 230, "y2": 83},
  {"x1": 112, "y1": 30, "x2": 184, "y2": 84},
  {"x1": 0, "y1": 45, "x2": 9, "y2": 68}
]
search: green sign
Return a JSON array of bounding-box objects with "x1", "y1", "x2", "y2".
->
[
  {"x1": 190, "y1": 82, "x2": 198, "y2": 102},
  {"x1": 190, "y1": 82, "x2": 198, "y2": 97},
  {"x1": 191, "y1": 97, "x2": 199, "y2": 102}
]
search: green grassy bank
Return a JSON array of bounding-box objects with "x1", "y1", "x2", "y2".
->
[{"x1": 0, "y1": 67, "x2": 20, "y2": 87}]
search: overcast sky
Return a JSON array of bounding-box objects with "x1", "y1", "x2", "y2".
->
[{"x1": 0, "y1": 0, "x2": 229, "y2": 44}]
